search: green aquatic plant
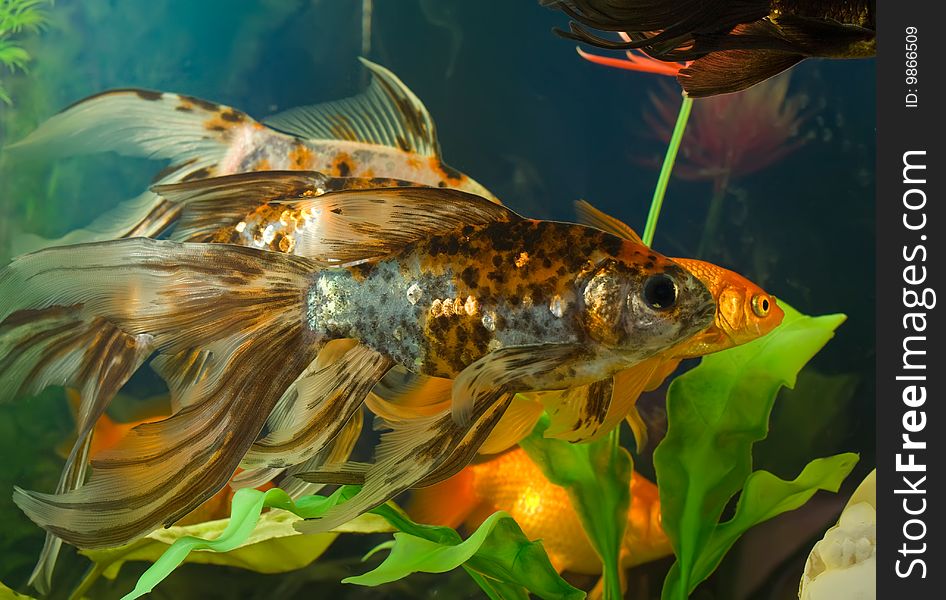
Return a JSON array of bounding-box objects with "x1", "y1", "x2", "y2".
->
[
  {"x1": 120, "y1": 486, "x2": 582, "y2": 600},
  {"x1": 0, "y1": 0, "x2": 48, "y2": 105},
  {"x1": 653, "y1": 303, "x2": 855, "y2": 599},
  {"x1": 519, "y1": 414, "x2": 632, "y2": 600}
]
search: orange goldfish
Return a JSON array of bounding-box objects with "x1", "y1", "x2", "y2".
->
[
  {"x1": 408, "y1": 447, "x2": 670, "y2": 574},
  {"x1": 2, "y1": 182, "x2": 715, "y2": 551}
]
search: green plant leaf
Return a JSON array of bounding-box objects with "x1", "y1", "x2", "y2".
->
[
  {"x1": 345, "y1": 503, "x2": 584, "y2": 599},
  {"x1": 119, "y1": 486, "x2": 582, "y2": 600},
  {"x1": 115, "y1": 487, "x2": 383, "y2": 600},
  {"x1": 520, "y1": 414, "x2": 631, "y2": 600},
  {"x1": 1, "y1": 580, "x2": 38, "y2": 599},
  {"x1": 653, "y1": 302, "x2": 851, "y2": 599}
]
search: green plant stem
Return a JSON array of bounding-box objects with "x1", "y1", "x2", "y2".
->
[
  {"x1": 642, "y1": 95, "x2": 693, "y2": 247},
  {"x1": 696, "y1": 173, "x2": 730, "y2": 258}
]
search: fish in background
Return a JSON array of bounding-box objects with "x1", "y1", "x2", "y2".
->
[
  {"x1": 542, "y1": 0, "x2": 875, "y2": 96},
  {"x1": 367, "y1": 200, "x2": 784, "y2": 452},
  {"x1": 408, "y1": 446, "x2": 671, "y2": 582},
  {"x1": 4, "y1": 58, "x2": 497, "y2": 255},
  {"x1": 0, "y1": 181, "x2": 715, "y2": 558}
]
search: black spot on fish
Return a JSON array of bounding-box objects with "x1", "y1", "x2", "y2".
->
[
  {"x1": 460, "y1": 265, "x2": 480, "y2": 289},
  {"x1": 220, "y1": 109, "x2": 245, "y2": 122},
  {"x1": 438, "y1": 181, "x2": 448, "y2": 188},
  {"x1": 135, "y1": 89, "x2": 163, "y2": 101},
  {"x1": 644, "y1": 261, "x2": 654, "y2": 269},
  {"x1": 438, "y1": 159, "x2": 463, "y2": 182},
  {"x1": 175, "y1": 105, "x2": 194, "y2": 112},
  {"x1": 395, "y1": 135, "x2": 410, "y2": 151},
  {"x1": 180, "y1": 94, "x2": 220, "y2": 112},
  {"x1": 337, "y1": 161, "x2": 351, "y2": 177},
  {"x1": 331, "y1": 207, "x2": 343, "y2": 215},
  {"x1": 491, "y1": 255, "x2": 503, "y2": 268}
]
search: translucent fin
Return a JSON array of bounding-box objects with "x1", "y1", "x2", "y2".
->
[
  {"x1": 574, "y1": 200, "x2": 643, "y2": 244},
  {"x1": 150, "y1": 348, "x2": 215, "y2": 413},
  {"x1": 6, "y1": 88, "x2": 253, "y2": 251},
  {"x1": 11, "y1": 191, "x2": 179, "y2": 256},
  {"x1": 158, "y1": 170, "x2": 421, "y2": 244},
  {"x1": 294, "y1": 392, "x2": 513, "y2": 534},
  {"x1": 477, "y1": 394, "x2": 544, "y2": 455},
  {"x1": 2, "y1": 238, "x2": 321, "y2": 548},
  {"x1": 451, "y1": 343, "x2": 586, "y2": 425},
  {"x1": 277, "y1": 409, "x2": 365, "y2": 499},
  {"x1": 405, "y1": 467, "x2": 479, "y2": 528},
  {"x1": 156, "y1": 174, "x2": 517, "y2": 263},
  {"x1": 264, "y1": 58, "x2": 440, "y2": 157},
  {"x1": 542, "y1": 378, "x2": 614, "y2": 443},
  {"x1": 6, "y1": 88, "x2": 251, "y2": 161},
  {"x1": 372, "y1": 367, "x2": 454, "y2": 408},
  {"x1": 240, "y1": 342, "x2": 391, "y2": 470}
]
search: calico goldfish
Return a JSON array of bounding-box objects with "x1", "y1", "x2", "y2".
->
[
  {"x1": 0, "y1": 183, "x2": 715, "y2": 552},
  {"x1": 366, "y1": 200, "x2": 784, "y2": 451},
  {"x1": 408, "y1": 447, "x2": 670, "y2": 574},
  {"x1": 543, "y1": 0, "x2": 875, "y2": 96},
  {"x1": 5, "y1": 58, "x2": 497, "y2": 254}
]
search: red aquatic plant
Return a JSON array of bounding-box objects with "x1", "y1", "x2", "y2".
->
[{"x1": 643, "y1": 72, "x2": 813, "y2": 186}]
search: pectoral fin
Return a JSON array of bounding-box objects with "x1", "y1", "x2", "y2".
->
[
  {"x1": 477, "y1": 394, "x2": 544, "y2": 455},
  {"x1": 542, "y1": 378, "x2": 614, "y2": 443},
  {"x1": 451, "y1": 343, "x2": 588, "y2": 425}
]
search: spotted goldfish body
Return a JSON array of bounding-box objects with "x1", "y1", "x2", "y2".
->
[
  {"x1": 5, "y1": 58, "x2": 497, "y2": 255},
  {"x1": 408, "y1": 447, "x2": 671, "y2": 575},
  {"x1": 544, "y1": 0, "x2": 875, "y2": 96},
  {"x1": 0, "y1": 183, "x2": 715, "y2": 560},
  {"x1": 368, "y1": 200, "x2": 783, "y2": 451}
]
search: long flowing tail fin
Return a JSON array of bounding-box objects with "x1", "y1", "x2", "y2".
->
[
  {"x1": 0, "y1": 238, "x2": 320, "y2": 548},
  {"x1": 6, "y1": 89, "x2": 254, "y2": 253}
]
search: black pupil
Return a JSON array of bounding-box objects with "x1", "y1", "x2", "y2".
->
[
  {"x1": 643, "y1": 274, "x2": 677, "y2": 309},
  {"x1": 761, "y1": 298, "x2": 769, "y2": 311}
]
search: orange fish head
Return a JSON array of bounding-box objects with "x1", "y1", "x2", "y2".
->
[{"x1": 674, "y1": 259, "x2": 784, "y2": 351}]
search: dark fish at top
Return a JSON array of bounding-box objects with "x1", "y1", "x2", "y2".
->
[{"x1": 543, "y1": 0, "x2": 876, "y2": 96}]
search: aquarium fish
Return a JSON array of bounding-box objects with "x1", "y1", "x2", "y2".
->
[
  {"x1": 362, "y1": 200, "x2": 783, "y2": 451},
  {"x1": 408, "y1": 447, "x2": 671, "y2": 574},
  {"x1": 1, "y1": 185, "x2": 715, "y2": 549},
  {"x1": 4, "y1": 58, "x2": 496, "y2": 255},
  {"x1": 543, "y1": 0, "x2": 875, "y2": 96},
  {"x1": 14, "y1": 171, "x2": 415, "y2": 592}
]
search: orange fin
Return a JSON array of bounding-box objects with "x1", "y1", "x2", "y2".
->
[
  {"x1": 405, "y1": 467, "x2": 479, "y2": 529},
  {"x1": 478, "y1": 394, "x2": 544, "y2": 455}
]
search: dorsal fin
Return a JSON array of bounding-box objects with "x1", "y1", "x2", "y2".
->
[
  {"x1": 153, "y1": 172, "x2": 518, "y2": 264},
  {"x1": 263, "y1": 58, "x2": 441, "y2": 156},
  {"x1": 574, "y1": 200, "x2": 644, "y2": 244}
]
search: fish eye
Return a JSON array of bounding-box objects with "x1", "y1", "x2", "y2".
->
[
  {"x1": 751, "y1": 294, "x2": 771, "y2": 317},
  {"x1": 642, "y1": 274, "x2": 677, "y2": 310}
]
